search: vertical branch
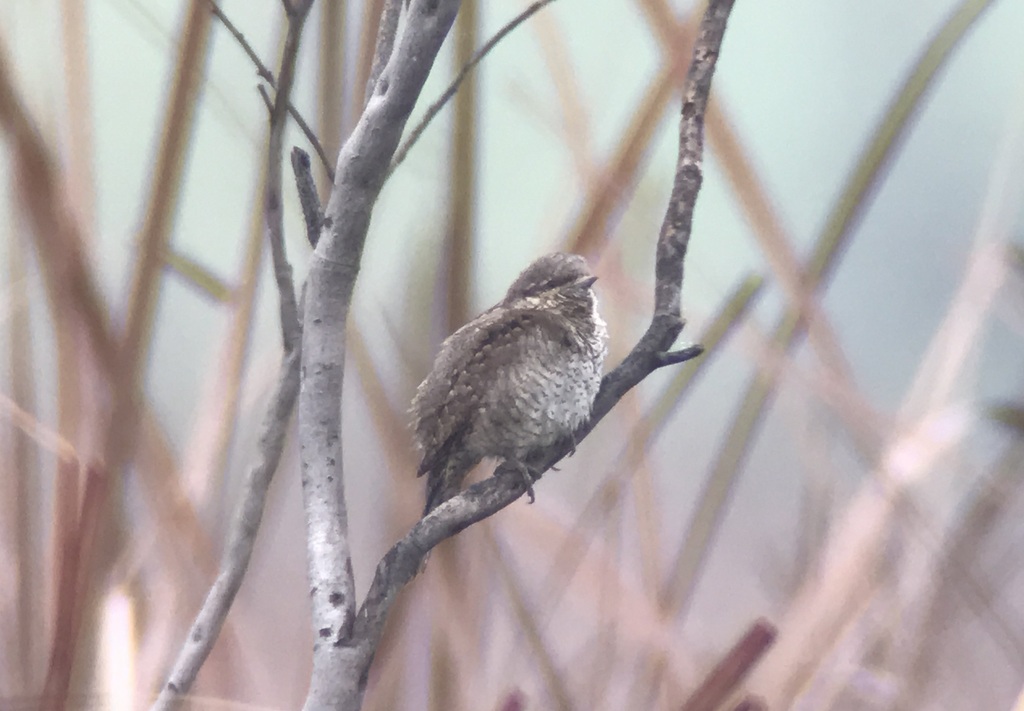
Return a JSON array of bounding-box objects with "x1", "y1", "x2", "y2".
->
[
  {"x1": 149, "y1": 3, "x2": 309, "y2": 708},
  {"x1": 265, "y1": 2, "x2": 308, "y2": 350},
  {"x1": 651, "y1": 0, "x2": 731, "y2": 320},
  {"x1": 298, "y1": 0, "x2": 463, "y2": 708},
  {"x1": 292, "y1": 147, "x2": 325, "y2": 246}
]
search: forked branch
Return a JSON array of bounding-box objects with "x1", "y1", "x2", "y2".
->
[
  {"x1": 150, "y1": 3, "x2": 310, "y2": 708},
  {"x1": 347, "y1": 0, "x2": 737, "y2": 693}
]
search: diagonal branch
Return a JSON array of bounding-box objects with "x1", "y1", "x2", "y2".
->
[
  {"x1": 151, "y1": 354, "x2": 300, "y2": 711},
  {"x1": 389, "y1": 0, "x2": 559, "y2": 174},
  {"x1": 207, "y1": 0, "x2": 334, "y2": 180},
  {"x1": 150, "y1": 3, "x2": 310, "y2": 708},
  {"x1": 350, "y1": 0, "x2": 736, "y2": 687}
]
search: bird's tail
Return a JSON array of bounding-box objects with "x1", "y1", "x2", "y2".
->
[{"x1": 422, "y1": 456, "x2": 475, "y2": 516}]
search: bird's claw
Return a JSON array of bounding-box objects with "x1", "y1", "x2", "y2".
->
[{"x1": 511, "y1": 461, "x2": 538, "y2": 504}]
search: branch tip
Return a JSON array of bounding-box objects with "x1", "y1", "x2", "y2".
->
[
  {"x1": 655, "y1": 344, "x2": 705, "y2": 368},
  {"x1": 291, "y1": 147, "x2": 324, "y2": 247}
]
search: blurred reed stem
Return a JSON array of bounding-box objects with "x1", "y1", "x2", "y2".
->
[{"x1": 664, "y1": 0, "x2": 1001, "y2": 625}]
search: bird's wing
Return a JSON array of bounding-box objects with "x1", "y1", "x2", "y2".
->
[{"x1": 412, "y1": 307, "x2": 572, "y2": 479}]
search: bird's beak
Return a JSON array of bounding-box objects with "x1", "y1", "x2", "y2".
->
[{"x1": 578, "y1": 276, "x2": 598, "y2": 289}]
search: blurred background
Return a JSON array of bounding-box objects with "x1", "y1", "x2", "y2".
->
[{"x1": 2, "y1": 0, "x2": 1024, "y2": 709}]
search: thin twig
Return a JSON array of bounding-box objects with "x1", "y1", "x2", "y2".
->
[
  {"x1": 150, "y1": 3, "x2": 310, "y2": 708},
  {"x1": 262, "y1": 4, "x2": 304, "y2": 352},
  {"x1": 259, "y1": 80, "x2": 331, "y2": 188},
  {"x1": 149, "y1": 354, "x2": 300, "y2": 710},
  {"x1": 389, "y1": 0, "x2": 558, "y2": 174},
  {"x1": 207, "y1": 0, "x2": 274, "y2": 83},
  {"x1": 284, "y1": 92, "x2": 336, "y2": 182},
  {"x1": 257, "y1": 83, "x2": 273, "y2": 117},
  {"x1": 208, "y1": 0, "x2": 334, "y2": 179}
]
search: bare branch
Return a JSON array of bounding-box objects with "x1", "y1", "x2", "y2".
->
[
  {"x1": 257, "y1": 83, "x2": 274, "y2": 117},
  {"x1": 207, "y1": 0, "x2": 274, "y2": 84},
  {"x1": 298, "y1": 0, "x2": 464, "y2": 707},
  {"x1": 653, "y1": 344, "x2": 705, "y2": 369},
  {"x1": 349, "y1": 0, "x2": 736, "y2": 687},
  {"x1": 390, "y1": 0, "x2": 557, "y2": 174},
  {"x1": 291, "y1": 147, "x2": 324, "y2": 247},
  {"x1": 150, "y1": 3, "x2": 311, "y2": 708},
  {"x1": 161, "y1": 0, "x2": 733, "y2": 707},
  {"x1": 284, "y1": 91, "x2": 336, "y2": 183},
  {"x1": 264, "y1": 5, "x2": 307, "y2": 350},
  {"x1": 652, "y1": 0, "x2": 732, "y2": 320},
  {"x1": 208, "y1": 0, "x2": 334, "y2": 179},
  {"x1": 150, "y1": 352, "x2": 300, "y2": 710}
]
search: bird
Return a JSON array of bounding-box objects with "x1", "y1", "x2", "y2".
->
[{"x1": 411, "y1": 252, "x2": 609, "y2": 516}]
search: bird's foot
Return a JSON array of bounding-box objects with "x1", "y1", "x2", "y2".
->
[
  {"x1": 548, "y1": 433, "x2": 579, "y2": 474},
  {"x1": 510, "y1": 461, "x2": 537, "y2": 503}
]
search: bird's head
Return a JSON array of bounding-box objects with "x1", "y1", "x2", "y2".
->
[{"x1": 503, "y1": 252, "x2": 598, "y2": 304}]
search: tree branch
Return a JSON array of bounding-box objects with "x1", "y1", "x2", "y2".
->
[
  {"x1": 207, "y1": 0, "x2": 334, "y2": 180},
  {"x1": 348, "y1": 0, "x2": 736, "y2": 694},
  {"x1": 166, "y1": 0, "x2": 734, "y2": 706},
  {"x1": 264, "y1": 0, "x2": 306, "y2": 351},
  {"x1": 150, "y1": 353, "x2": 300, "y2": 711},
  {"x1": 149, "y1": 4, "x2": 309, "y2": 708},
  {"x1": 291, "y1": 146, "x2": 324, "y2": 247},
  {"x1": 207, "y1": 0, "x2": 274, "y2": 84},
  {"x1": 298, "y1": 0, "x2": 464, "y2": 709},
  {"x1": 390, "y1": 0, "x2": 558, "y2": 174}
]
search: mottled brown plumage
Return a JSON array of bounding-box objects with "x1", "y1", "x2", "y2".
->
[{"x1": 411, "y1": 253, "x2": 609, "y2": 515}]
